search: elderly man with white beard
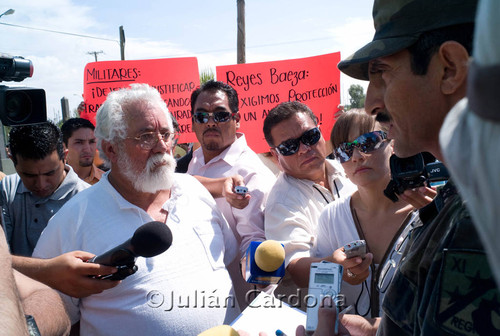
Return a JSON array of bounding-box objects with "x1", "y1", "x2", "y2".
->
[{"x1": 32, "y1": 84, "x2": 240, "y2": 336}]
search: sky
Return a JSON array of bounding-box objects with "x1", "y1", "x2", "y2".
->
[{"x1": 0, "y1": 0, "x2": 375, "y2": 122}]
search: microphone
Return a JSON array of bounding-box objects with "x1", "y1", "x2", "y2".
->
[
  {"x1": 89, "y1": 221, "x2": 173, "y2": 280},
  {"x1": 244, "y1": 240, "x2": 285, "y2": 285},
  {"x1": 197, "y1": 325, "x2": 239, "y2": 336}
]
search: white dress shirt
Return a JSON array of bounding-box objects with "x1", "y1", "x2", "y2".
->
[{"x1": 188, "y1": 133, "x2": 276, "y2": 254}]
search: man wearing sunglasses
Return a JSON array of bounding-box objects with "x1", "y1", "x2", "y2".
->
[
  {"x1": 333, "y1": 0, "x2": 500, "y2": 335},
  {"x1": 187, "y1": 80, "x2": 276, "y2": 308},
  {"x1": 262, "y1": 101, "x2": 358, "y2": 306}
]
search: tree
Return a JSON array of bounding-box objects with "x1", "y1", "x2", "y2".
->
[
  {"x1": 348, "y1": 84, "x2": 366, "y2": 109},
  {"x1": 199, "y1": 68, "x2": 215, "y2": 84}
]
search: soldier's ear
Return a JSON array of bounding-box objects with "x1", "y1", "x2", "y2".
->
[{"x1": 438, "y1": 41, "x2": 469, "y2": 96}]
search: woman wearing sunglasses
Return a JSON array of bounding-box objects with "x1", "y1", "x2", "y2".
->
[
  {"x1": 294, "y1": 110, "x2": 427, "y2": 319},
  {"x1": 318, "y1": 110, "x2": 424, "y2": 318}
]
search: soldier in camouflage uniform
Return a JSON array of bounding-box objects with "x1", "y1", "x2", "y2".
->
[{"x1": 335, "y1": 0, "x2": 500, "y2": 335}]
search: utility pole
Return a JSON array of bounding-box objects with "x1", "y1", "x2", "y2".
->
[
  {"x1": 87, "y1": 50, "x2": 103, "y2": 62},
  {"x1": 237, "y1": 0, "x2": 245, "y2": 64},
  {"x1": 61, "y1": 97, "x2": 70, "y2": 122},
  {"x1": 119, "y1": 26, "x2": 126, "y2": 60}
]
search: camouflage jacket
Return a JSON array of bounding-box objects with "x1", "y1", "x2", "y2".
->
[{"x1": 378, "y1": 181, "x2": 500, "y2": 335}]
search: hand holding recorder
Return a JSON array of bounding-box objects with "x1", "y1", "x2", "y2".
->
[{"x1": 330, "y1": 240, "x2": 372, "y2": 285}]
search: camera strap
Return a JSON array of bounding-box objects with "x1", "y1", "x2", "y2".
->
[
  {"x1": 350, "y1": 204, "x2": 379, "y2": 317},
  {"x1": 350, "y1": 202, "x2": 415, "y2": 318}
]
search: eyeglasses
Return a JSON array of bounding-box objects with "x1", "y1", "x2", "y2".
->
[
  {"x1": 126, "y1": 131, "x2": 178, "y2": 150},
  {"x1": 377, "y1": 211, "x2": 422, "y2": 293},
  {"x1": 334, "y1": 130, "x2": 387, "y2": 163},
  {"x1": 192, "y1": 111, "x2": 234, "y2": 124},
  {"x1": 274, "y1": 127, "x2": 322, "y2": 156}
]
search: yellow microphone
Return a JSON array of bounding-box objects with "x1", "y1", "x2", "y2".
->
[
  {"x1": 255, "y1": 240, "x2": 285, "y2": 272},
  {"x1": 244, "y1": 240, "x2": 285, "y2": 284},
  {"x1": 198, "y1": 325, "x2": 239, "y2": 336}
]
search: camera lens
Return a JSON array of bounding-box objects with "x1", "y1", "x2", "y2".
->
[
  {"x1": 5, "y1": 90, "x2": 32, "y2": 124},
  {"x1": 0, "y1": 87, "x2": 46, "y2": 126},
  {"x1": 0, "y1": 56, "x2": 33, "y2": 82}
]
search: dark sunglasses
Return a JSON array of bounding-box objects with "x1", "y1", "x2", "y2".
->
[
  {"x1": 334, "y1": 130, "x2": 387, "y2": 163},
  {"x1": 193, "y1": 111, "x2": 234, "y2": 124},
  {"x1": 274, "y1": 127, "x2": 322, "y2": 156}
]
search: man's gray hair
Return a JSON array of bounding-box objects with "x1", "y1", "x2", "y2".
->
[{"x1": 95, "y1": 83, "x2": 173, "y2": 164}]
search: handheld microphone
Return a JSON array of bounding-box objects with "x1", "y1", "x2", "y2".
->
[
  {"x1": 197, "y1": 325, "x2": 239, "y2": 336},
  {"x1": 245, "y1": 240, "x2": 285, "y2": 285},
  {"x1": 89, "y1": 221, "x2": 173, "y2": 280}
]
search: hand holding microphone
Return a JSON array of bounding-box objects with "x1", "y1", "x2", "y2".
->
[{"x1": 88, "y1": 221, "x2": 173, "y2": 280}]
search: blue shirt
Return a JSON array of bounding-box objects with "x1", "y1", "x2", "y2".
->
[{"x1": 0, "y1": 165, "x2": 89, "y2": 256}]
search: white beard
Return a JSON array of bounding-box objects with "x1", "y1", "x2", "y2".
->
[{"x1": 118, "y1": 151, "x2": 176, "y2": 194}]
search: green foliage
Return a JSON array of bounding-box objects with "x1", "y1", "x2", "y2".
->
[
  {"x1": 53, "y1": 106, "x2": 80, "y2": 128},
  {"x1": 348, "y1": 84, "x2": 366, "y2": 109},
  {"x1": 199, "y1": 68, "x2": 215, "y2": 84}
]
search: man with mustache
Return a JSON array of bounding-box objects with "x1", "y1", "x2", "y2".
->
[
  {"x1": 262, "y1": 101, "x2": 360, "y2": 307},
  {"x1": 32, "y1": 84, "x2": 240, "y2": 335},
  {"x1": 188, "y1": 80, "x2": 276, "y2": 308},
  {"x1": 334, "y1": 0, "x2": 500, "y2": 334}
]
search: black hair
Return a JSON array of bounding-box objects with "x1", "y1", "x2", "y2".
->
[
  {"x1": 408, "y1": 23, "x2": 475, "y2": 76},
  {"x1": 60, "y1": 118, "x2": 95, "y2": 146},
  {"x1": 9, "y1": 121, "x2": 64, "y2": 166},
  {"x1": 190, "y1": 80, "x2": 239, "y2": 115},
  {"x1": 170, "y1": 112, "x2": 180, "y2": 133},
  {"x1": 263, "y1": 101, "x2": 318, "y2": 147}
]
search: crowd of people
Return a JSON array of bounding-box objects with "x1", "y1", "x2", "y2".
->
[{"x1": 1, "y1": 0, "x2": 499, "y2": 335}]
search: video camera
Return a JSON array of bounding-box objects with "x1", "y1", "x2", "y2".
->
[
  {"x1": 384, "y1": 153, "x2": 449, "y2": 202},
  {"x1": 0, "y1": 53, "x2": 47, "y2": 126}
]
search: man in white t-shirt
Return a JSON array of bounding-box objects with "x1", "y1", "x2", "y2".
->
[{"x1": 33, "y1": 84, "x2": 239, "y2": 335}]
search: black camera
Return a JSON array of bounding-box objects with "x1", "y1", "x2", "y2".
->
[
  {"x1": 0, "y1": 54, "x2": 47, "y2": 126},
  {"x1": 384, "y1": 153, "x2": 449, "y2": 202}
]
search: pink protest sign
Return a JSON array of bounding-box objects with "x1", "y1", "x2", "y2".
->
[
  {"x1": 82, "y1": 57, "x2": 200, "y2": 143},
  {"x1": 216, "y1": 52, "x2": 341, "y2": 153}
]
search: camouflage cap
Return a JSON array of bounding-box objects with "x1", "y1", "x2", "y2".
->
[{"x1": 338, "y1": 0, "x2": 478, "y2": 80}]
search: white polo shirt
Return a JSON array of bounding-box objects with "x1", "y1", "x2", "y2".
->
[{"x1": 33, "y1": 173, "x2": 239, "y2": 336}]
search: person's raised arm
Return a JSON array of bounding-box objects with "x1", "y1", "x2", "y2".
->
[
  {"x1": 0, "y1": 227, "x2": 29, "y2": 335},
  {"x1": 12, "y1": 252, "x2": 120, "y2": 298},
  {"x1": 194, "y1": 174, "x2": 250, "y2": 209},
  {"x1": 15, "y1": 270, "x2": 71, "y2": 336}
]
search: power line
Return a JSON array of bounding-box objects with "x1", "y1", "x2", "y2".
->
[
  {"x1": 163, "y1": 35, "x2": 339, "y2": 57},
  {"x1": 0, "y1": 22, "x2": 118, "y2": 43}
]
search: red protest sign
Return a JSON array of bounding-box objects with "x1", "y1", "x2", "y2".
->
[
  {"x1": 82, "y1": 57, "x2": 200, "y2": 143},
  {"x1": 216, "y1": 52, "x2": 341, "y2": 153}
]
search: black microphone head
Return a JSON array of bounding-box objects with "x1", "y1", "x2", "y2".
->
[{"x1": 131, "y1": 221, "x2": 173, "y2": 258}]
